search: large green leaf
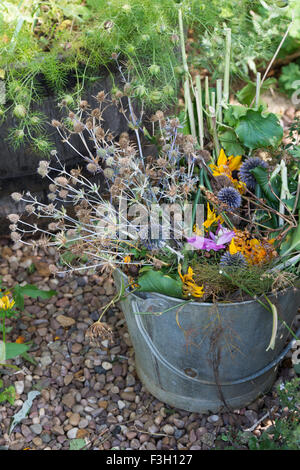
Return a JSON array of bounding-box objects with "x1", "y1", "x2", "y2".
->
[
  {"x1": 236, "y1": 109, "x2": 283, "y2": 149},
  {"x1": 137, "y1": 270, "x2": 183, "y2": 299},
  {"x1": 219, "y1": 129, "x2": 244, "y2": 156},
  {"x1": 5, "y1": 342, "x2": 30, "y2": 360},
  {"x1": 223, "y1": 104, "x2": 248, "y2": 126}
]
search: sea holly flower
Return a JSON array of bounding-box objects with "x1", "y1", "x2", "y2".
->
[
  {"x1": 217, "y1": 187, "x2": 242, "y2": 209},
  {"x1": 178, "y1": 264, "x2": 204, "y2": 298},
  {"x1": 239, "y1": 157, "x2": 268, "y2": 190},
  {"x1": 219, "y1": 252, "x2": 247, "y2": 268}
]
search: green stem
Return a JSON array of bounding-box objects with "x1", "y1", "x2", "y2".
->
[
  {"x1": 223, "y1": 28, "x2": 231, "y2": 107},
  {"x1": 195, "y1": 75, "x2": 204, "y2": 149},
  {"x1": 255, "y1": 72, "x2": 261, "y2": 108}
]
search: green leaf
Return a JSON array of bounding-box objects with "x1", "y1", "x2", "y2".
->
[
  {"x1": 69, "y1": 438, "x2": 86, "y2": 450},
  {"x1": 5, "y1": 342, "x2": 30, "y2": 360},
  {"x1": 219, "y1": 129, "x2": 244, "y2": 156},
  {"x1": 281, "y1": 196, "x2": 300, "y2": 211},
  {"x1": 251, "y1": 166, "x2": 279, "y2": 204},
  {"x1": 235, "y1": 109, "x2": 283, "y2": 149},
  {"x1": 223, "y1": 105, "x2": 248, "y2": 126},
  {"x1": 13, "y1": 284, "x2": 56, "y2": 311},
  {"x1": 137, "y1": 270, "x2": 183, "y2": 299},
  {"x1": 236, "y1": 78, "x2": 277, "y2": 106},
  {"x1": 0, "y1": 385, "x2": 15, "y2": 405},
  {"x1": 21, "y1": 351, "x2": 37, "y2": 366},
  {"x1": 280, "y1": 212, "x2": 300, "y2": 256},
  {"x1": 279, "y1": 63, "x2": 300, "y2": 97}
]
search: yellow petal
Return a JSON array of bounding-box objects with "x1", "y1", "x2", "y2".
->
[
  {"x1": 217, "y1": 148, "x2": 227, "y2": 167},
  {"x1": 228, "y1": 155, "x2": 242, "y2": 171},
  {"x1": 229, "y1": 238, "x2": 238, "y2": 255}
]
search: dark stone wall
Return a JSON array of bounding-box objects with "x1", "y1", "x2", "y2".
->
[{"x1": 0, "y1": 70, "x2": 136, "y2": 234}]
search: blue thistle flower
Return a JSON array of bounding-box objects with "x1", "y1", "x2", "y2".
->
[
  {"x1": 239, "y1": 157, "x2": 268, "y2": 190},
  {"x1": 218, "y1": 187, "x2": 241, "y2": 209},
  {"x1": 219, "y1": 252, "x2": 247, "y2": 268}
]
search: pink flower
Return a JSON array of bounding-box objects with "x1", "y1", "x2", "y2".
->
[{"x1": 187, "y1": 224, "x2": 234, "y2": 252}]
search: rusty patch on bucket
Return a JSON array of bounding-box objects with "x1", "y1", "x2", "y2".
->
[{"x1": 184, "y1": 368, "x2": 198, "y2": 378}]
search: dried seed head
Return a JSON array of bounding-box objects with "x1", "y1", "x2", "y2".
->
[
  {"x1": 51, "y1": 120, "x2": 62, "y2": 128},
  {"x1": 48, "y1": 222, "x2": 59, "y2": 231},
  {"x1": 86, "y1": 163, "x2": 98, "y2": 174},
  {"x1": 85, "y1": 322, "x2": 113, "y2": 342},
  {"x1": 54, "y1": 176, "x2": 68, "y2": 187},
  {"x1": 48, "y1": 193, "x2": 56, "y2": 201},
  {"x1": 106, "y1": 156, "x2": 115, "y2": 167},
  {"x1": 103, "y1": 167, "x2": 114, "y2": 179},
  {"x1": 7, "y1": 213, "x2": 20, "y2": 223},
  {"x1": 73, "y1": 122, "x2": 85, "y2": 133},
  {"x1": 49, "y1": 264, "x2": 58, "y2": 274},
  {"x1": 96, "y1": 91, "x2": 106, "y2": 103},
  {"x1": 37, "y1": 160, "x2": 50, "y2": 177},
  {"x1": 11, "y1": 192, "x2": 23, "y2": 202},
  {"x1": 25, "y1": 204, "x2": 35, "y2": 214},
  {"x1": 59, "y1": 189, "x2": 68, "y2": 199},
  {"x1": 11, "y1": 231, "x2": 21, "y2": 242},
  {"x1": 79, "y1": 100, "x2": 89, "y2": 109},
  {"x1": 85, "y1": 118, "x2": 93, "y2": 129},
  {"x1": 195, "y1": 149, "x2": 211, "y2": 164},
  {"x1": 95, "y1": 127, "x2": 105, "y2": 140},
  {"x1": 91, "y1": 108, "x2": 101, "y2": 118},
  {"x1": 49, "y1": 184, "x2": 57, "y2": 193},
  {"x1": 123, "y1": 83, "x2": 132, "y2": 95},
  {"x1": 155, "y1": 110, "x2": 164, "y2": 121},
  {"x1": 114, "y1": 90, "x2": 123, "y2": 99}
]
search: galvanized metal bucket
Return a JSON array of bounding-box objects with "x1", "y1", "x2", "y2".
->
[{"x1": 113, "y1": 269, "x2": 300, "y2": 413}]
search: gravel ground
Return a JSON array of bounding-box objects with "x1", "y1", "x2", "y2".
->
[{"x1": 0, "y1": 237, "x2": 299, "y2": 451}]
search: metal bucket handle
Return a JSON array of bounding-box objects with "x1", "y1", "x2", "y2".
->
[{"x1": 131, "y1": 296, "x2": 300, "y2": 387}]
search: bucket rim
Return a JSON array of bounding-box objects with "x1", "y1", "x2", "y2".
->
[{"x1": 114, "y1": 268, "x2": 298, "y2": 308}]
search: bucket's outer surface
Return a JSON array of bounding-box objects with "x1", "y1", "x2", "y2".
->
[{"x1": 113, "y1": 269, "x2": 300, "y2": 413}]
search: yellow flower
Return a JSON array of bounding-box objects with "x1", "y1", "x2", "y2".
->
[
  {"x1": 209, "y1": 149, "x2": 242, "y2": 177},
  {"x1": 203, "y1": 202, "x2": 224, "y2": 229},
  {"x1": 210, "y1": 149, "x2": 245, "y2": 195},
  {"x1": 178, "y1": 264, "x2": 204, "y2": 298},
  {"x1": 228, "y1": 230, "x2": 277, "y2": 265},
  {"x1": 193, "y1": 224, "x2": 203, "y2": 236},
  {"x1": 124, "y1": 256, "x2": 131, "y2": 263},
  {"x1": 0, "y1": 295, "x2": 15, "y2": 311}
]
